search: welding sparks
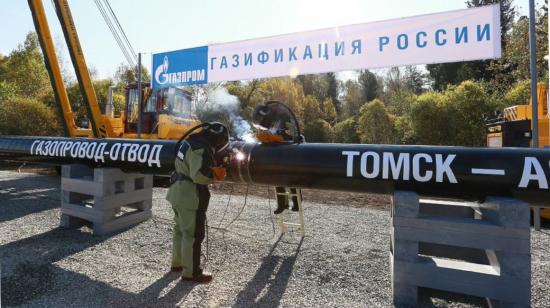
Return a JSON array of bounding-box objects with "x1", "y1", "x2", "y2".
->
[{"x1": 235, "y1": 151, "x2": 245, "y2": 161}]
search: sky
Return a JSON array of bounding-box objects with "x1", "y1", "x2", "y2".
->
[{"x1": 0, "y1": 0, "x2": 533, "y2": 80}]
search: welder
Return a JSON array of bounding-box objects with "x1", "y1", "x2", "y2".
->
[
  {"x1": 252, "y1": 100, "x2": 304, "y2": 214},
  {"x1": 166, "y1": 122, "x2": 229, "y2": 283}
]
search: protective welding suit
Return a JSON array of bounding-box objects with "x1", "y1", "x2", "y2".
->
[
  {"x1": 252, "y1": 100, "x2": 303, "y2": 214},
  {"x1": 166, "y1": 123, "x2": 228, "y2": 283}
]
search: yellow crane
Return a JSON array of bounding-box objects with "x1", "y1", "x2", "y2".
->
[{"x1": 27, "y1": 0, "x2": 200, "y2": 139}]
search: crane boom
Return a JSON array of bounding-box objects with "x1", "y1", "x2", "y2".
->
[
  {"x1": 51, "y1": 0, "x2": 112, "y2": 138},
  {"x1": 27, "y1": 0, "x2": 77, "y2": 137}
]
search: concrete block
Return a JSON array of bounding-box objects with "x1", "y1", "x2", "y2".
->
[
  {"x1": 62, "y1": 164, "x2": 92, "y2": 179},
  {"x1": 391, "y1": 190, "x2": 531, "y2": 306},
  {"x1": 93, "y1": 210, "x2": 152, "y2": 236},
  {"x1": 60, "y1": 164, "x2": 153, "y2": 236},
  {"x1": 391, "y1": 191, "x2": 419, "y2": 218},
  {"x1": 486, "y1": 250, "x2": 531, "y2": 279},
  {"x1": 393, "y1": 217, "x2": 530, "y2": 252},
  {"x1": 390, "y1": 254, "x2": 418, "y2": 306},
  {"x1": 481, "y1": 197, "x2": 530, "y2": 229},
  {"x1": 393, "y1": 256, "x2": 530, "y2": 304}
]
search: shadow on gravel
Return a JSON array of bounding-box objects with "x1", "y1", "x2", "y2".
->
[
  {"x1": 0, "y1": 174, "x2": 60, "y2": 223},
  {"x1": 1, "y1": 226, "x2": 195, "y2": 307},
  {"x1": 233, "y1": 235, "x2": 304, "y2": 308},
  {"x1": 1, "y1": 227, "x2": 110, "y2": 306},
  {"x1": 108, "y1": 272, "x2": 196, "y2": 307}
]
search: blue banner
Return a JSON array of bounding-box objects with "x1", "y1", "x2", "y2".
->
[{"x1": 152, "y1": 46, "x2": 208, "y2": 89}]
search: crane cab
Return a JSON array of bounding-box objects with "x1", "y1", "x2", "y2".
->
[{"x1": 102, "y1": 83, "x2": 200, "y2": 139}]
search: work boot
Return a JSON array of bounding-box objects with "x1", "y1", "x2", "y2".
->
[
  {"x1": 291, "y1": 202, "x2": 299, "y2": 212},
  {"x1": 181, "y1": 271, "x2": 213, "y2": 284},
  {"x1": 170, "y1": 266, "x2": 183, "y2": 272}
]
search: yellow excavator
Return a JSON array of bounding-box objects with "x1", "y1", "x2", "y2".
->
[{"x1": 28, "y1": 0, "x2": 200, "y2": 140}]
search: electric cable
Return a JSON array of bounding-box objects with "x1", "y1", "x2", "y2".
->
[
  {"x1": 93, "y1": 0, "x2": 134, "y2": 67},
  {"x1": 93, "y1": 0, "x2": 136, "y2": 68},
  {"x1": 222, "y1": 184, "x2": 250, "y2": 230},
  {"x1": 155, "y1": 183, "x2": 278, "y2": 277},
  {"x1": 102, "y1": 0, "x2": 137, "y2": 62}
]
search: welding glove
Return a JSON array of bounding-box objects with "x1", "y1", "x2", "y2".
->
[{"x1": 212, "y1": 166, "x2": 227, "y2": 181}]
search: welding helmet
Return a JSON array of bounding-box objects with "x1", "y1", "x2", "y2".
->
[
  {"x1": 252, "y1": 100, "x2": 303, "y2": 143},
  {"x1": 204, "y1": 122, "x2": 230, "y2": 152},
  {"x1": 251, "y1": 102, "x2": 272, "y2": 130},
  {"x1": 252, "y1": 100, "x2": 289, "y2": 130},
  {"x1": 177, "y1": 122, "x2": 230, "y2": 153}
]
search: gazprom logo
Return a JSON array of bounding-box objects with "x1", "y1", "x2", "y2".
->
[
  {"x1": 152, "y1": 46, "x2": 208, "y2": 89},
  {"x1": 154, "y1": 56, "x2": 170, "y2": 85}
]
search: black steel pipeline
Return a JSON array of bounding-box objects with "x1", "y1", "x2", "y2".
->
[
  {"x1": 0, "y1": 136, "x2": 178, "y2": 175},
  {"x1": 1, "y1": 136, "x2": 550, "y2": 203},
  {"x1": 226, "y1": 141, "x2": 550, "y2": 203}
]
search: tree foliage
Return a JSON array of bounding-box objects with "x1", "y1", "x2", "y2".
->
[
  {"x1": 0, "y1": 33, "x2": 50, "y2": 99},
  {"x1": 0, "y1": 97, "x2": 62, "y2": 136},
  {"x1": 333, "y1": 118, "x2": 360, "y2": 143},
  {"x1": 358, "y1": 70, "x2": 380, "y2": 102},
  {"x1": 114, "y1": 63, "x2": 150, "y2": 89},
  {"x1": 408, "y1": 81, "x2": 493, "y2": 146},
  {"x1": 357, "y1": 99, "x2": 395, "y2": 144},
  {"x1": 502, "y1": 80, "x2": 531, "y2": 108},
  {"x1": 303, "y1": 118, "x2": 332, "y2": 142},
  {"x1": 427, "y1": 0, "x2": 518, "y2": 91},
  {"x1": 342, "y1": 80, "x2": 364, "y2": 119}
]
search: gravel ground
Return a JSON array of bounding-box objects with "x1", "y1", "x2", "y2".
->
[{"x1": 1, "y1": 170, "x2": 550, "y2": 307}]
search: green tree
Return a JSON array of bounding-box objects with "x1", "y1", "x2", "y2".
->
[
  {"x1": 356, "y1": 99, "x2": 395, "y2": 144},
  {"x1": 489, "y1": 14, "x2": 548, "y2": 93},
  {"x1": 501, "y1": 80, "x2": 531, "y2": 108},
  {"x1": 446, "y1": 80, "x2": 494, "y2": 146},
  {"x1": 358, "y1": 70, "x2": 380, "y2": 102},
  {"x1": 320, "y1": 98, "x2": 337, "y2": 125},
  {"x1": 408, "y1": 80, "x2": 493, "y2": 146},
  {"x1": 342, "y1": 80, "x2": 363, "y2": 119},
  {"x1": 66, "y1": 79, "x2": 119, "y2": 124},
  {"x1": 0, "y1": 97, "x2": 62, "y2": 136},
  {"x1": 404, "y1": 66, "x2": 426, "y2": 94},
  {"x1": 427, "y1": 0, "x2": 516, "y2": 90},
  {"x1": 1, "y1": 32, "x2": 51, "y2": 99},
  {"x1": 333, "y1": 118, "x2": 360, "y2": 143},
  {"x1": 0, "y1": 81, "x2": 18, "y2": 101},
  {"x1": 409, "y1": 91, "x2": 450, "y2": 145},
  {"x1": 249, "y1": 78, "x2": 307, "y2": 123},
  {"x1": 297, "y1": 74, "x2": 329, "y2": 102},
  {"x1": 326, "y1": 72, "x2": 342, "y2": 116},
  {"x1": 393, "y1": 116, "x2": 415, "y2": 145},
  {"x1": 114, "y1": 63, "x2": 150, "y2": 90},
  {"x1": 295, "y1": 73, "x2": 342, "y2": 118},
  {"x1": 301, "y1": 95, "x2": 322, "y2": 125},
  {"x1": 467, "y1": 0, "x2": 515, "y2": 49},
  {"x1": 303, "y1": 118, "x2": 332, "y2": 142},
  {"x1": 383, "y1": 67, "x2": 417, "y2": 116}
]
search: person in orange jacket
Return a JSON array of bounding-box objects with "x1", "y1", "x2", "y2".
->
[{"x1": 252, "y1": 100, "x2": 304, "y2": 214}]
